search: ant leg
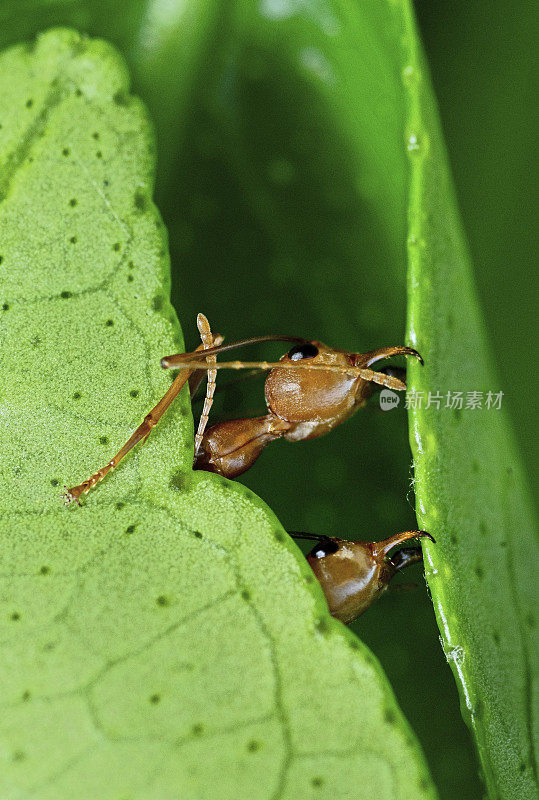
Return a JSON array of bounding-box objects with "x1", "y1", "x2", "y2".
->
[
  {"x1": 194, "y1": 314, "x2": 220, "y2": 456},
  {"x1": 162, "y1": 358, "x2": 410, "y2": 392},
  {"x1": 63, "y1": 335, "x2": 214, "y2": 505},
  {"x1": 378, "y1": 365, "x2": 407, "y2": 384}
]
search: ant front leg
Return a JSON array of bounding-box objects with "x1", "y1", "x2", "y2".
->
[{"x1": 63, "y1": 315, "x2": 222, "y2": 504}]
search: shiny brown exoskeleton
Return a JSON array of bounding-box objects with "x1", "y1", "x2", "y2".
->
[
  {"x1": 290, "y1": 530, "x2": 434, "y2": 623},
  {"x1": 64, "y1": 314, "x2": 422, "y2": 503},
  {"x1": 187, "y1": 339, "x2": 422, "y2": 479}
]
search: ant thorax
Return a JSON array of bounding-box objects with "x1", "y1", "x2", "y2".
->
[{"x1": 264, "y1": 342, "x2": 361, "y2": 437}]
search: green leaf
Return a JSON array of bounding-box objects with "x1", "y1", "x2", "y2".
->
[
  {"x1": 0, "y1": 16, "x2": 486, "y2": 800},
  {"x1": 401, "y1": 4, "x2": 538, "y2": 799},
  {"x1": 0, "y1": 29, "x2": 437, "y2": 799}
]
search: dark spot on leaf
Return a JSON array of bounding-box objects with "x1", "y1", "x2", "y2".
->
[
  {"x1": 519, "y1": 762, "x2": 527, "y2": 774},
  {"x1": 69, "y1": 198, "x2": 77, "y2": 207},
  {"x1": 192, "y1": 723, "x2": 204, "y2": 736},
  {"x1": 493, "y1": 631, "x2": 500, "y2": 645},
  {"x1": 62, "y1": 147, "x2": 70, "y2": 156},
  {"x1": 156, "y1": 595, "x2": 169, "y2": 607},
  {"x1": 105, "y1": 319, "x2": 114, "y2": 327},
  {"x1": 130, "y1": 389, "x2": 139, "y2": 398},
  {"x1": 69, "y1": 236, "x2": 77, "y2": 244},
  {"x1": 247, "y1": 740, "x2": 260, "y2": 752},
  {"x1": 134, "y1": 191, "x2": 148, "y2": 211},
  {"x1": 193, "y1": 531, "x2": 203, "y2": 539},
  {"x1": 125, "y1": 524, "x2": 136, "y2": 535},
  {"x1": 315, "y1": 617, "x2": 330, "y2": 635},
  {"x1": 474, "y1": 565, "x2": 484, "y2": 580},
  {"x1": 274, "y1": 530, "x2": 285, "y2": 543},
  {"x1": 384, "y1": 709, "x2": 396, "y2": 725},
  {"x1": 149, "y1": 694, "x2": 160, "y2": 704},
  {"x1": 128, "y1": 260, "x2": 134, "y2": 269},
  {"x1": 241, "y1": 590, "x2": 251, "y2": 602},
  {"x1": 304, "y1": 573, "x2": 314, "y2": 584},
  {"x1": 73, "y1": 391, "x2": 81, "y2": 400},
  {"x1": 43, "y1": 641, "x2": 55, "y2": 651},
  {"x1": 12, "y1": 750, "x2": 26, "y2": 762},
  {"x1": 96, "y1": 150, "x2": 103, "y2": 158},
  {"x1": 92, "y1": 132, "x2": 100, "y2": 140},
  {"x1": 0, "y1": 255, "x2": 3, "y2": 264},
  {"x1": 50, "y1": 479, "x2": 59, "y2": 487},
  {"x1": 450, "y1": 534, "x2": 458, "y2": 545},
  {"x1": 11, "y1": 612, "x2": 20, "y2": 621},
  {"x1": 152, "y1": 295, "x2": 164, "y2": 311},
  {"x1": 113, "y1": 242, "x2": 121, "y2": 252},
  {"x1": 40, "y1": 566, "x2": 50, "y2": 575},
  {"x1": 21, "y1": 690, "x2": 31, "y2": 701},
  {"x1": 349, "y1": 638, "x2": 360, "y2": 650},
  {"x1": 60, "y1": 291, "x2": 71, "y2": 299},
  {"x1": 26, "y1": 98, "x2": 33, "y2": 108},
  {"x1": 1, "y1": 303, "x2": 8, "y2": 311},
  {"x1": 113, "y1": 90, "x2": 129, "y2": 106},
  {"x1": 116, "y1": 501, "x2": 125, "y2": 510},
  {"x1": 103, "y1": 179, "x2": 109, "y2": 187},
  {"x1": 311, "y1": 777, "x2": 324, "y2": 788},
  {"x1": 75, "y1": 88, "x2": 83, "y2": 97},
  {"x1": 472, "y1": 460, "x2": 480, "y2": 473},
  {"x1": 170, "y1": 471, "x2": 191, "y2": 491},
  {"x1": 99, "y1": 436, "x2": 109, "y2": 445},
  {"x1": 127, "y1": 275, "x2": 134, "y2": 282}
]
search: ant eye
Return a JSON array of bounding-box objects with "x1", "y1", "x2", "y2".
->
[
  {"x1": 287, "y1": 343, "x2": 319, "y2": 361},
  {"x1": 309, "y1": 538, "x2": 340, "y2": 559}
]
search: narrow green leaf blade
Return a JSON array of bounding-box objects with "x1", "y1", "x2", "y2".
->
[
  {"x1": 0, "y1": 29, "x2": 437, "y2": 800},
  {"x1": 400, "y1": 4, "x2": 538, "y2": 798}
]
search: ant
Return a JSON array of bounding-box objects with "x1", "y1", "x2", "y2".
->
[
  {"x1": 63, "y1": 315, "x2": 432, "y2": 623},
  {"x1": 289, "y1": 530, "x2": 435, "y2": 623},
  {"x1": 63, "y1": 313, "x2": 422, "y2": 502}
]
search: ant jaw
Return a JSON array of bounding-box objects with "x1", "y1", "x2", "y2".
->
[
  {"x1": 372, "y1": 530, "x2": 434, "y2": 560},
  {"x1": 355, "y1": 345, "x2": 424, "y2": 369}
]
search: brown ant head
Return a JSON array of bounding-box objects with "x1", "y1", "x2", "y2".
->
[
  {"x1": 264, "y1": 341, "x2": 360, "y2": 437},
  {"x1": 305, "y1": 530, "x2": 434, "y2": 624}
]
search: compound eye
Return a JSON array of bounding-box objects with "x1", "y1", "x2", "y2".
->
[
  {"x1": 309, "y1": 538, "x2": 340, "y2": 559},
  {"x1": 287, "y1": 342, "x2": 319, "y2": 361}
]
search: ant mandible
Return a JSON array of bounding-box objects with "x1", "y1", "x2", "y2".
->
[{"x1": 63, "y1": 313, "x2": 422, "y2": 501}]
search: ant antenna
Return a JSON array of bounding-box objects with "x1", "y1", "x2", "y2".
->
[
  {"x1": 161, "y1": 335, "x2": 307, "y2": 369},
  {"x1": 288, "y1": 531, "x2": 334, "y2": 544}
]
